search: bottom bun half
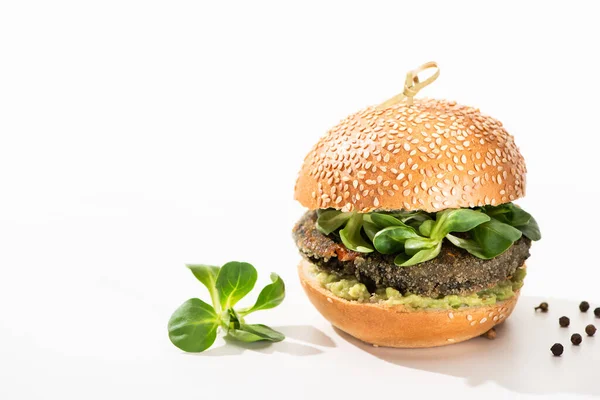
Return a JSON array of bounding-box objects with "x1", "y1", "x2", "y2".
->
[{"x1": 298, "y1": 259, "x2": 520, "y2": 348}]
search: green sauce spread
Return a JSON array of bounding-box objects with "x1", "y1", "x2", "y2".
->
[{"x1": 312, "y1": 266, "x2": 526, "y2": 309}]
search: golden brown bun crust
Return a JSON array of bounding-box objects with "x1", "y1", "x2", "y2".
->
[
  {"x1": 298, "y1": 260, "x2": 520, "y2": 348},
  {"x1": 295, "y1": 98, "x2": 526, "y2": 212}
]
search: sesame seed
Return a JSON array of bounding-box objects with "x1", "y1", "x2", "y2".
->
[
  {"x1": 467, "y1": 315, "x2": 473, "y2": 321},
  {"x1": 297, "y1": 99, "x2": 526, "y2": 213},
  {"x1": 480, "y1": 318, "x2": 487, "y2": 324}
]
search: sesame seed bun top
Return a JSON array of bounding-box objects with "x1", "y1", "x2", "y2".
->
[{"x1": 294, "y1": 98, "x2": 527, "y2": 213}]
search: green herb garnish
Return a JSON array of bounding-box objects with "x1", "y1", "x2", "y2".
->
[
  {"x1": 316, "y1": 203, "x2": 541, "y2": 267},
  {"x1": 168, "y1": 261, "x2": 285, "y2": 353}
]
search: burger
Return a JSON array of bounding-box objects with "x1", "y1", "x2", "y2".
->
[{"x1": 292, "y1": 63, "x2": 540, "y2": 348}]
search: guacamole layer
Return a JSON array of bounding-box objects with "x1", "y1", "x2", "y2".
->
[{"x1": 311, "y1": 265, "x2": 526, "y2": 310}]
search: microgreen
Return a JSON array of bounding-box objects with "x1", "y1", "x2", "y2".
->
[
  {"x1": 394, "y1": 241, "x2": 442, "y2": 266},
  {"x1": 480, "y1": 203, "x2": 541, "y2": 241},
  {"x1": 315, "y1": 202, "x2": 540, "y2": 267},
  {"x1": 339, "y1": 213, "x2": 374, "y2": 253},
  {"x1": 372, "y1": 225, "x2": 420, "y2": 254},
  {"x1": 215, "y1": 261, "x2": 257, "y2": 310},
  {"x1": 168, "y1": 298, "x2": 219, "y2": 353},
  {"x1": 238, "y1": 273, "x2": 285, "y2": 316},
  {"x1": 168, "y1": 261, "x2": 285, "y2": 353},
  {"x1": 315, "y1": 209, "x2": 351, "y2": 235}
]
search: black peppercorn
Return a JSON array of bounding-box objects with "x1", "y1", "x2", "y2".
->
[
  {"x1": 571, "y1": 333, "x2": 582, "y2": 345},
  {"x1": 535, "y1": 302, "x2": 548, "y2": 312},
  {"x1": 586, "y1": 324, "x2": 597, "y2": 336},
  {"x1": 580, "y1": 301, "x2": 590, "y2": 312},
  {"x1": 551, "y1": 343, "x2": 564, "y2": 356},
  {"x1": 483, "y1": 328, "x2": 496, "y2": 340},
  {"x1": 559, "y1": 316, "x2": 570, "y2": 327},
  {"x1": 594, "y1": 308, "x2": 600, "y2": 318}
]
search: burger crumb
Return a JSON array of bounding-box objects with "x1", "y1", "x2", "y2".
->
[{"x1": 483, "y1": 328, "x2": 496, "y2": 340}]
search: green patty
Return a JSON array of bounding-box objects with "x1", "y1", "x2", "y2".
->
[
  {"x1": 312, "y1": 265, "x2": 526, "y2": 310},
  {"x1": 294, "y1": 210, "x2": 531, "y2": 297}
]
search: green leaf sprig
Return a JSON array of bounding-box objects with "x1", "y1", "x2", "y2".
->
[
  {"x1": 316, "y1": 203, "x2": 540, "y2": 267},
  {"x1": 168, "y1": 261, "x2": 285, "y2": 353}
]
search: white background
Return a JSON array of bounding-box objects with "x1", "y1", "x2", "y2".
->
[{"x1": 1, "y1": 1, "x2": 599, "y2": 399}]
